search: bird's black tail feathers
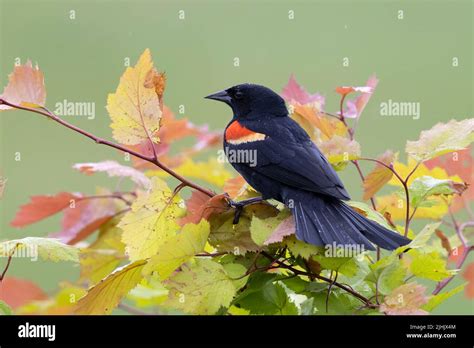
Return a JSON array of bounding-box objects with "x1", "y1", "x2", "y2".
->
[{"x1": 283, "y1": 189, "x2": 411, "y2": 251}]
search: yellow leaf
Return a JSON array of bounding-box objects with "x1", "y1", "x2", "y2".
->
[
  {"x1": 376, "y1": 193, "x2": 448, "y2": 220},
  {"x1": 389, "y1": 158, "x2": 463, "y2": 187},
  {"x1": 119, "y1": 177, "x2": 185, "y2": 261},
  {"x1": 143, "y1": 220, "x2": 210, "y2": 279},
  {"x1": 148, "y1": 158, "x2": 232, "y2": 188},
  {"x1": 75, "y1": 260, "x2": 147, "y2": 315},
  {"x1": 363, "y1": 151, "x2": 398, "y2": 200},
  {"x1": 106, "y1": 49, "x2": 162, "y2": 145}
]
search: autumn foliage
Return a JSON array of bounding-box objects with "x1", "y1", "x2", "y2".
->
[{"x1": 0, "y1": 49, "x2": 473, "y2": 315}]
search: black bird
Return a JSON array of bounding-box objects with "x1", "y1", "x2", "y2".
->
[{"x1": 206, "y1": 83, "x2": 411, "y2": 250}]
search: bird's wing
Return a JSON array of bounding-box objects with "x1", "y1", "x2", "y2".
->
[{"x1": 228, "y1": 117, "x2": 350, "y2": 200}]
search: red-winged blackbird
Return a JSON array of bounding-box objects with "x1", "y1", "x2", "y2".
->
[{"x1": 206, "y1": 83, "x2": 411, "y2": 251}]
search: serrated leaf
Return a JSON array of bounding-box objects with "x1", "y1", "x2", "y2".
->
[
  {"x1": 399, "y1": 222, "x2": 441, "y2": 252},
  {"x1": 79, "y1": 249, "x2": 123, "y2": 285},
  {"x1": 237, "y1": 280, "x2": 297, "y2": 315},
  {"x1": 143, "y1": 220, "x2": 210, "y2": 279},
  {"x1": 75, "y1": 260, "x2": 147, "y2": 314},
  {"x1": 409, "y1": 250, "x2": 456, "y2": 281},
  {"x1": 380, "y1": 283, "x2": 428, "y2": 315},
  {"x1": 0, "y1": 237, "x2": 79, "y2": 262},
  {"x1": 377, "y1": 260, "x2": 407, "y2": 295},
  {"x1": 283, "y1": 235, "x2": 322, "y2": 259},
  {"x1": 208, "y1": 203, "x2": 278, "y2": 255},
  {"x1": 119, "y1": 177, "x2": 185, "y2": 261},
  {"x1": 73, "y1": 160, "x2": 152, "y2": 190},
  {"x1": 11, "y1": 192, "x2": 79, "y2": 228},
  {"x1": 422, "y1": 283, "x2": 466, "y2": 311},
  {"x1": 149, "y1": 158, "x2": 232, "y2": 188},
  {"x1": 409, "y1": 175, "x2": 467, "y2": 208},
  {"x1": 106, "y1": 48, "x2": 162, "y2": 145},
  {"x1": 312, "y1": 254, "x2": 360, "y2": 277},
  {"x1": 319, "y1": 135, "x2": 361, "y2": 168},
  {"x1": 250, "y1": 210, "x2": 291, "y2": 246},
  {"x1": 406, "y1": 119, "x2": 474, "y2": 161},
  {"x1": 163, "y1": 259, "x2": 239, "y2": 315},
  {"x1": 0, "y1": 60, "x2": 46, "y2": 111}
]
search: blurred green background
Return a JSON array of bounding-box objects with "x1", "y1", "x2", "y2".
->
[{"x1": 0, "y1": 0, "x2": 472, "y2": 314}]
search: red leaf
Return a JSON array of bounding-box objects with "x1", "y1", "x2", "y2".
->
[
  {"x1": 0, "y1": 277, "x2": 47, "y2": 309},
  {"x1": 51, "y1": 198, "x2": 118, "y2": 245},
  {"x1": 11, "y1": 192, "x2": 79, "y2": 228},
  {"x1": 0, "y1": 60, "x2": 46, "y2": 111},
  {"x1": 281, "y1": 74, "x2": 324, "y2": 106},
  {"x1": 179, "y1": 191, "x2": 229, "y2": 226},
  {"x1": 425, "y1": 148, "x2": 474, "y2": 212},
  {"x1": 264, "y1": 216, "x2": 295, "y2": 245},
  {"x1": 462, "y1": 263, "x2": 474, "y2": 298}
]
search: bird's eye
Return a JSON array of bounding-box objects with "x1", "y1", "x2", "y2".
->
[{"x1": 234, "y1": 91, "x2": 243, "y2": 99}]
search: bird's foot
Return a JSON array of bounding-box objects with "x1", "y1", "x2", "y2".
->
[{"x1": 225, "y1": 196, "x2": 264, "y2": 225}]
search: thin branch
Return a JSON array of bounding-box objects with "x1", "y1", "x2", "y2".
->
[
  {"x1": 0, "y1": 244, "x2": 19, "y2": 281},
  {"x1": 260, "y1": 251, "x2": 376, "y2": 307},
  {"x1": 0, "y1": 99, "x2": 215, "y2": 198}
]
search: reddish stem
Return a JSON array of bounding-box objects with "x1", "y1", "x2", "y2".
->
[{"x1": 0, "y1": 99, "x2": 215, "y2": 198}]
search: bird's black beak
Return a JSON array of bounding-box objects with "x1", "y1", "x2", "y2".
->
[{"x1": 205, "y1": 90, "x2": 232, "y2": 106}]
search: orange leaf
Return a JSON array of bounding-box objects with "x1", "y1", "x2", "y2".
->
[
  {"x1": 0, "y1": 277, "x2": 47, "y2": 309},
  {"x1": 52, "y1": 198, "x2": 118, "y2": 245},
  {"x1": 0, "y1": 60, "x2": 46, "y2": 111},
  {"x1": 462, "y1": 263, "x2": 474, "y2": 298},
  {"x1": 363, "y1": 151, "x2": 397, "y2": 200},
  {"x1": 179, "y1": 191, "x2": 229, "y2": 226},
  {"x1": 11, "y1": 192, "x2": 79, "y2": 228}
]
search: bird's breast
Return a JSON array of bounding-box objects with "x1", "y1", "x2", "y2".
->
[{"x1": 225, "y1": 120, "x2": 266, "y2": 145}]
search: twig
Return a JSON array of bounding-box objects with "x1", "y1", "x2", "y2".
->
[
  {"x1": 0, "y1": 99, "x2": 215, "y2": 198},
  {"x1": 260, "y1": 251, "x2": 376, "y2": 307},
  {"x1": 0, "y1": 244, "x2": 19, "y2": 281}
]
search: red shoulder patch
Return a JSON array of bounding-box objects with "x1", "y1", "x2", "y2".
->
[{"x1": 225, "y1": 120, "x2": 255, "y2": 140}]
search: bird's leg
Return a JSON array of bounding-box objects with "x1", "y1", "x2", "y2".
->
[{"x1": 227, "y1": 196, "x2": 264, "y2": 224}]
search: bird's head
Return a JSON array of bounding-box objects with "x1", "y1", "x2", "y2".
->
[{"x1": 205, "y1": 83, "x2": 288, "y2": 120}]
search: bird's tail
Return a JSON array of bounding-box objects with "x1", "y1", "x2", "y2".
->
[{"x1": 283, "y1": 189, "x2": 411, "y2": 251}]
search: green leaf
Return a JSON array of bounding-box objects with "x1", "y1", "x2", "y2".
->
[
  {"x1": 422, "y1": 283, "x2": 466, "y2": 312},
  {"x1": 377, "y1": 259, "x2": 407, "y2": 295},
  {"x1": 409, "y1": 250, "x2": 456, "y2": 281},
  {"x1": 209, "y1": 203, "x2": 277, "y2": 255},
  {"x1": 0, "y1": 237, "x2": 79, "y2": 262},
  {"x1": 222, "y1": 262, "x2": 248, "y2": 291},
  {"x1": 0, "y1": 300, "x2": 12, "y2": 315},
  {"x1": 237, "y1": 280, "x2": 297, "y2": 315},
  {"x1": 284, "y1": 235, "x2": 323, "y2": 259},
  {"x1": 409, "y1": 176, "x2": 467, "y2": 208},
  {"x1": 399, "y1": 222, "x2": 441, "y2": 252},
  {"x1": 143, "y1": 220, "x2": 210, "y2": 279},
  {"x1": 312, "y1": 254, "x2": 359, "y2": 277},
  {"x1": 75, "y1": 260, "x2": 147, "y2": 314},
  {"x1": 250, "y1": 210, "x2": 291, "y2": 246},
  {"x1": 406, "y1": 118, "x2": 474, "y2": 161},
  {"x1": 127, "y1": 279, "x2": 168, "y2": 308},
  {"x1": 163, "y1": 259, "x2": 240, "y2": 315},
  {"x1": 119, "y1": 177, "x2": 185, "y2": 261}
]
